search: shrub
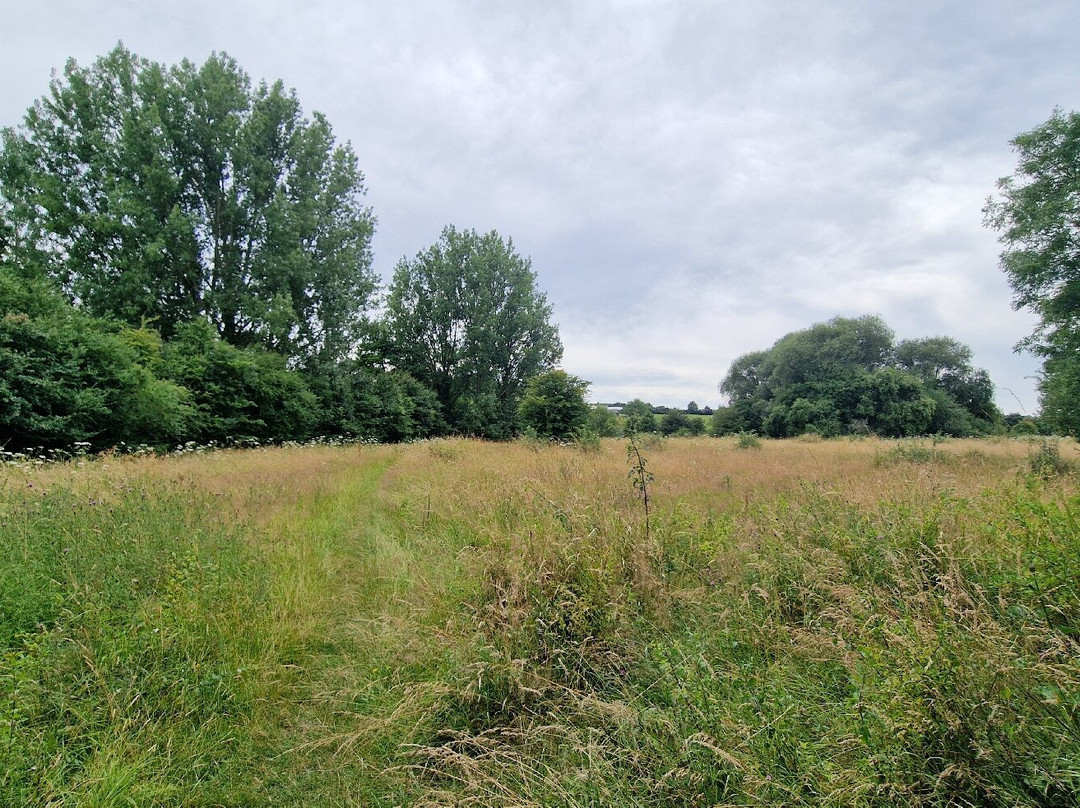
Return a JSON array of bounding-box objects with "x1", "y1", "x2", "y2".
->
[{"x1": 735, "y1": 431, "x2": 762, "y2": 449}]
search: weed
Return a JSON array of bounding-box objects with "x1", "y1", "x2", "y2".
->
[
  {"x1": 1029, "y1": 438, "x2": 1073, "y2": 477},
  {"x1": 626, "y1": 431, "x2": 654, "y2": 542},
  {"x1": 735, "y1": 431, "x2": 762, "y2": 449},
  {"x1": 875, "y1": 438, "x2": 948, "y2": 465}
]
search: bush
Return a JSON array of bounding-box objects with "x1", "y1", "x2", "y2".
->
[
  {"x1": 1029, "y1": 439, "x2": 1072, "y2": 477},
  {"x1": 164, "y1": 320, "x2": 317, "y2": 444},
  {"x1": 517, "y1": 370, "x2": 590, "y2": 441},
  {"x1": 735, "y1": 431, "x2": 761, "y2": 449},
  {"x1": 0, "y1": 270, "x2": 192, "y2": 450}
]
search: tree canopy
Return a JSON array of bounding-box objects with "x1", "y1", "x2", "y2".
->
[
  {"x1": 717, "y1": 315, "x2": 1000, "y2": 438},
  {"x1": 0, "y1": 48, "x2": 575, "y2": 451},
  {"x1": 0, "y1": 44, "x2": 376, "y2": 363},
  {"x1": 385, "y1": 226, "x2": 563, "y2": 439},
  {"x1": 518, "y1": 370, "x2": 590, "y2": 440},
  {"x1": 985, "y1": 108, "x2": 1080, "y2": 435}
]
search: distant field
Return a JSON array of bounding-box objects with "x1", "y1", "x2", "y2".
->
[{"x1": 3, "y1": 436, "x2": 1080, "y2": 805}]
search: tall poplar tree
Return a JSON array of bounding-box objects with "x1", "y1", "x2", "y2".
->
[
  {"x1": 385, "y1": 226, "x2": 562, "y2": 439},
  {"x1": 0, "y1": 44, "x2": 376, "y2": 363}
]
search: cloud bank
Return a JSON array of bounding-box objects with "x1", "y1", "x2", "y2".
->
[{"x1": 3, "y1": 0, "x2": 1077, "y2": 411}]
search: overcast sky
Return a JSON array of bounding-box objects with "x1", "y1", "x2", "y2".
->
[{"x1": 4, "y1": 1, "x2": 1078, "y2": 412}]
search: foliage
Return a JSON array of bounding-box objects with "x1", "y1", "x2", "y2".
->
[
  {"x1": 1038, "y1": 351, "x2": 1080, "y2": 437},
  {"x1": 626, "y1": 432, "x2": 654, "y2": 541},
  {"x1": 0, "y1": 266, "x2": 191, "y2": 451},
  {"x1": 302, "y1": 360, "x2": 446, "y2": 443},
  {"x1": 985, "y1": 108, "x2": 1080, "y2": 435},
  {"x1": 734, "y1": 430, "x2": 762, "y2": 449},
  {"x1": 659, "y1": 410, "x2": 706, "y2": 436},
  {"x1": 517, "y1": 369, "x2": 590, "y2": 440},
  {"x1": 1028, "y1": 438, "x2": 1073, "y2": 477},
  {"x1": 719, "y1": 315, "x2": 1000, "y2": 438},
  {"x1": 875, "y1": 438, "x2": 949, "y2": 466},
  {"x1": 0, "y1": 44, "x2": 376, "y2": 363},
  {"x1": 162, "y1": 318, "x2": 317, "y2": 444},
  {"x1": 620, "y1": 398, "x2": 657, "y2": 434},
  {"x1": 385, "y1": 226, "x2": 562, "y2": 439},
  {"x1": 586, "y1": 403, "x2": 621, "y2": 437},
  {"x1": 0, "y1": 48, "x2": 597, "y2": 451}
]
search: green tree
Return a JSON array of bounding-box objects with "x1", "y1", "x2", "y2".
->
[
  {"x1": 303, "y1": 361, "x2": 446, "y2": 443},
  {"x1": 720, "y1": 316, "x2": 998, "y2": 438},
  {"x1": 659, "y1": 411, "x2": 691, "y2": 436},
  {"x1": 587, "y1": 403, "x2": 620, "y2": 437},
  {"x1": 620, "y1": 399, "x2": 657, "y2": 434},
  {"x1": 895, "y1": 336, "x2": 998, "y2": 433},
  {"x1": 860, "y1": 368, "x2": 936, "y2": 437},
  {"x1": 385, "y1": 226, "x2": 562, "y2": 439},
  {"x1": 0, "y1": 266, "x2": 191, "y2": 451},
  {"x1": 163, "y1": 319, "x2": 317, "y2": 444},
  {"x1": 0, "y1": 44, "x2": 376, "y2": 363},
  {"x1": 985, "y1": 109, "x2": 1080, "y2": 434},
  {"x1": 518, "y1": 370, "x2": 590, "y2": 440}
]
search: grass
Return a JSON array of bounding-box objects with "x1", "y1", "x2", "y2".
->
[{"x1": 3, "y1": 436, "x2": 1080, "y2": 805}]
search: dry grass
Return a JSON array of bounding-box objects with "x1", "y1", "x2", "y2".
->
[{"x1": 5, "y1": 434, "x2": 1080, "y2": 805}]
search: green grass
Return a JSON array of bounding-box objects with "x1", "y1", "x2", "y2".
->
[
  {"x1": 3, "y1": 438, "x2": 1080, "y2": 805},
  {"x1": 1, "y1": 479, "x2": 270, "y2": 804}
]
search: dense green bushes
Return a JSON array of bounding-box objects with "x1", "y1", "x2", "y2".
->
[
  {"x1": 0, "y1": 266, "x2": 446, "y2": 451},
  {"x1": 0, "y1": 271, "x2": 189, "y2": 450}
]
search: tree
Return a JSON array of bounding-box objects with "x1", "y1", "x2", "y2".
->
[
  {"x1": 620, "y1": 399, "x2": 657, "y2": 434},
  {"x1": 0, "y1": 266, "x2": 191, "y2": 451},
  {"x1": 518, "y1": 370, "x2": 590, "y2": 440},
  {"x1": 895, "y1": 336, "x2": 997, "y2": 433},
  {"x1": 660, "y1": 410, "x2": 705, "y2": 436},
  {"x1": 163, "y1": 319, "x2": 317, "y2": 444},
  {"x1": 719, "y1": 316, "x2": 1000, "y2": 438},
  {"x1": 587, "y1": 403, "x2": 620, "y2": 437},
  {"x1": 985, "y1": 109, "x2": 1080, "y2": 434},
  {"x1": 303, "y1": 361, "x2": 446, "y2": 443},
  {"x1": 0, "y1": 44, "x2": 376, "y2": 363},
  {"x1": 385, "y1": 226, "x2": 562, "y2": 439}
]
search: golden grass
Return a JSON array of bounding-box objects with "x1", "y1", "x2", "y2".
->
[
  {"x1": 378, "y1": 436, "x2": 1076, "y2": 532},
  {"x1": 7, "y1": 434, "x2": 1079, "y2": 805}
]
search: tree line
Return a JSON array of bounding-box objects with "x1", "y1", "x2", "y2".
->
[
  {"x1": 1, "y1": 46, "x2": 1077, "y2": 451},
  {"x1": 0, "y1": 47, "x2": 563, "y2": 452}
]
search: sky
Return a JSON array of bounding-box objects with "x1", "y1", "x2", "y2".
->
[{"x1": 3, "y1": 1, "x2": 1079, "y2": 413}]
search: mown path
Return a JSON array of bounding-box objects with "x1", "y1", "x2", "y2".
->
[{"x1": 252, "y1": 446, "x2": 463, "y2": 805}]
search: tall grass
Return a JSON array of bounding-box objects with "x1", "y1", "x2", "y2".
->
[
  {"x1": 1, "y1": 476, "x2": 269, "y2": 804},
  {"x1": 3, "y1": 436, "x2": 1079, "y2": 805}
]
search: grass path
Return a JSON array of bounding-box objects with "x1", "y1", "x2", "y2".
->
[{"x1": 251, "y1": 446, "x2": 469, "y2": 805}]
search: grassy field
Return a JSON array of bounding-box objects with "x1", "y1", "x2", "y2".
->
[{"x1": 3, "y1": 435, "x2": 1080, "y2": 806}]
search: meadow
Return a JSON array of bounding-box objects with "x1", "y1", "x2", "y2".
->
[{"x1": 3, "y1": 435, "x2": 1079, "y2": 806}]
